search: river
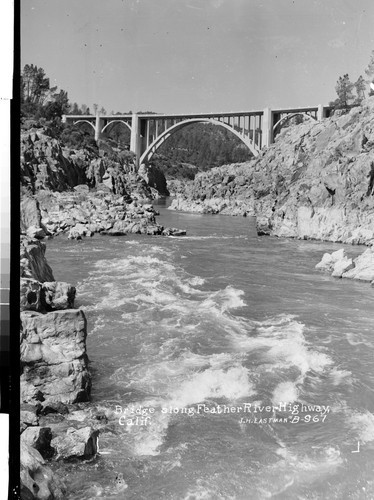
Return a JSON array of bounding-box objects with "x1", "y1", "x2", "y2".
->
[{"x1": 46, "y1": 202, "x2": 374, "y2": 500}]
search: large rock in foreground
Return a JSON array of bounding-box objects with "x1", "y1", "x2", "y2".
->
[
  {"x1": 21, "y1": 441, "x2": 66, "y2": 499},
  {"x1": 21, "y1": 309, "x2": 91, "y2": 404}
]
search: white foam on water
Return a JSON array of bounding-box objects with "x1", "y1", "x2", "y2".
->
[
  {"x1": 169, "y1": 365, "x2": 254, "y2": 408},
  {"x1": 230, "y1": 315, "x2": 333, "y2": 387},
  {"x1": 329, "y1": 367, "x2": 353, "y2": 386},
  {"x1": 347, "y1": 411, "x2": 374, "y2": 443},
  {"x1": 119, "y1": 349, "x2": 254, "y2": 456},
  {"x1": 272, "y1": 381, "x2": 299, "y2": 405},
  {"x1": 262, "y1": 446, "x2": 343, "y2": 497},
  {"x1": 172, "y1": 235, "x2": 247, "y2": 241}
]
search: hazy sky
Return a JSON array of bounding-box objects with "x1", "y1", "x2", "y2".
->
[{"x1": 21, "y1": 0, "x2": 374, "y2": 114}]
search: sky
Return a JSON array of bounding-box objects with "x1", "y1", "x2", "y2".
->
[{"x1": 21, "y1": 0, "x2": 374, "y2": 114}]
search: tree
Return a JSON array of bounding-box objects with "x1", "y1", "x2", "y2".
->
[
  {"x1": 354, "y1": 75, "x2": 366, "y2": 104},
  {"x1": 43, "y1": 90, "x2": 70, "y2": 120},
  {"x1": 331, "y1": 74, "x2": 354, "y2": 110},
  {"x1": 21, "y1": 64, "x2": 50, "y2": 104},
  {"x1": 70, "y1": 102, "x2": 82, "y2": 115}
]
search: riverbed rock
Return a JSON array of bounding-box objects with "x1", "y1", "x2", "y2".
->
[
  {"x1": 42, "y1": 282, "x2": 76, "y2": 310},
  {"x1": 342, "y1": 247, "x2": 374, "y2": 282},
  {"x1": 315, "y1": 248, "x2": 346, "y2": 272},
  {"x1": 162, "y1": 227, "x2": 187, "y2": 236},
  {"x1": 21, "y1": 441, "x2": 66, "y2": 499},
  {"x1": 21, "y1": 426, "x2": 54, "y2": 459},
  {"x1": 20, "y1": 309, "x2": 91, "y2": 404},
  {"x1": 316, "y1": 247, "x2": 374, "y2": 284},
  {"x1": 21, "y1": 278, "x2": 43, "y2": 312},
  {"x1": 21, "y1": 195, "x2": 43, "y2": 233},
  {"x1": 51, "y1": 426, "x2": 99, "y2": 460},
  {"x1": 138, "y1": 163, "x2": 170, "y2": 196},
  {"x1": 21, "y1": 404, "x2": 40, "y2": 433},
  {"x1": 21, "y1": 237, "x2": 55, "y2": 283},
  {"x1": 26, "y1": 225, "x2": 47, "y2": 240},
  {"x1": 331, "y1": 256, "x2": 355, "y2": 278}
]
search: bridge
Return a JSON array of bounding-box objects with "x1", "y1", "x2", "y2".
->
[{"x1": 62, "y1": 105, "x2": 332, "y2": 167}]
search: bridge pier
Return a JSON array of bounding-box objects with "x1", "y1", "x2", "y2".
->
[
  {"x1": 130, "y1": 113, "x2": 142, "y2": 167},
  {"x1": 317, "y1": 104, "x2": 327, "y2": 121},
  {"x1": 262, "y1": 107, "x2": 273, "y2": 148},
  {"x1": 95, "y1": 114, "x2": 104, "y2": 142}
]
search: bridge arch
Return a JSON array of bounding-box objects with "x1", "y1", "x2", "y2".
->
[
  {"x1": 101, "y1": 120, "x2": 132, "y2": 133},
  {"x1": 139, "y1": 118, "x2": 259, "y2": 165},
  {"x1": 273, "y1": 112, "x2": 316, "y2": 135},
  {"x1": 71, "y1": 119, "x2": 96, "y2": 132}
]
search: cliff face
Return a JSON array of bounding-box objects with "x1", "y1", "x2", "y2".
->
[
  {"x1": 20, "y1": 207, "x2": 93, "y2": 498},
  {"x1": 170, "y1": 98, "x2": 374, "y2": 245},
  {"x1": 21, "y1": 128, "x2": 168, "y2": 200},
  {"x1": 20, "y1": 235, "x2": 91, "y2": 405}
]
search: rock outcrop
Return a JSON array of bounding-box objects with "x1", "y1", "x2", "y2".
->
[
  {"x1": 21, "y1": 128, "x2": 168, "y2": 201},
  {"x1": 316, "y1": 247, "x2": 374, "y2": 284},
  {"x1": 21, "y1": 441, "x2": 66, "y2": 500},
  {"x1": 21, "y1": 309, "x2": 91, "y2": 404},
  {"x1": 169, "y1": 98, "x2": 374, "y2": 245},
  {"x1": 20, "y1": 201, "x2": 94, "y2": 498},
  {"x1": 138, "y1": 163, "x2": 170, "y2": 197}
]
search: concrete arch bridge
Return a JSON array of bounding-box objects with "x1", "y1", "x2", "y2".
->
[{"x1": 63, "y1": 105, "x2": 332, "y2": 167}]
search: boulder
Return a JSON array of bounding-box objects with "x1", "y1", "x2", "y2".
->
[
  {"x1": 51, "y1": 426, "x2": 99, "y2": 460},
  {"x1": 331, "y1": 257, "x2": 355, "y2": 278},
  {"x1": 21, "y1": 238, "x2": 55, "y2": 283},
  {"x1": 26, "y1": 225, "x2": 47, "y2": 240},
  {"x1": 315, "y1": 248, "x2": 346, "y2": 272},
  {"x1": 21, "y1": 426, "x2": 54, "y2": 459},
  {"x1": 68, "y1": 223, "x2": 88, "y2": 240},
  {"x1": 42, "y1": 282, "x2": 76, "y2": 310},
  {"x1": 343, "y1": 248, "x2": 374, "y2": 281},
  {"x1": 21, "y1": 195, "x2": 42, "y2": 233},
  {"x1": 21, "y1": 441, "x2": 66, "y2": 499},
  {"x1": 20, "y1": 278, "x2": 43, "y2": 312},
  {"x1": 21, "y1": 404, "x2": 40, "y2": 433},
  {"x1": 20, "y1": 309, "x2": 91, "y2": 404},
  {"x1": 162, "y1": 227, "x2": 187, "y2": 236}
]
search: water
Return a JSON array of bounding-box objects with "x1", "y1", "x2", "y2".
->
[{"x1": 46, "y1": 205, "x2": 374, "y2": 499}]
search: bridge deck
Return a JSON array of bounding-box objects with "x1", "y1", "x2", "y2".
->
[{"x1": 64, "y1": 105, "x2": 331, "y2": 122}]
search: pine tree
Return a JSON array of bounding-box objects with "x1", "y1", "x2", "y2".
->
[
  {"x1": 354, "y1": 75, "x2": 366, "y2": 104},
  {"x1": 21, "y1": 64, "x2": 50, "y2": 104},
  {"x1": 331, "y1": 74, "x2": 354, "y2": 110}
]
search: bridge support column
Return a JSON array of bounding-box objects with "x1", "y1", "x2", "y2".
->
[
  {"x1": 95, "y1": 114, "x2": 103, "y2": 142},
  {"x1": 317, "y1": 104, "x2": 327, "y2": 121},
  {"x1": 262, "y1": 108, "x2": 273, "y2": 148},
  {"x1": 130, "y1": 113, "x2": 141, "y2": 167}
]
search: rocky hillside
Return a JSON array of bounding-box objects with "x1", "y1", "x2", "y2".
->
[
  {"x1": 20, "y1": 128, "x2": 188, "y2": 240},
  {"x1": 21, "y1": 128, "x2": 168, "y2": 200},
  {"x1": 170, "y1": 97, "x2": 374, "y2": 245}
]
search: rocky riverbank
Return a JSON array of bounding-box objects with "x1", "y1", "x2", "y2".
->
[
  {"x1": 169, "y1": 98, "x2": 374, "y2": 246},
  {"x1": 19, "y1": 127, "x2": 187, "y2": 498},
  {"x1": 20, "y1": 230, "x2": 96, "y2": 498},
  {"x1": 21, "y1": 127, "x2": 186, "y2": 240}
]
